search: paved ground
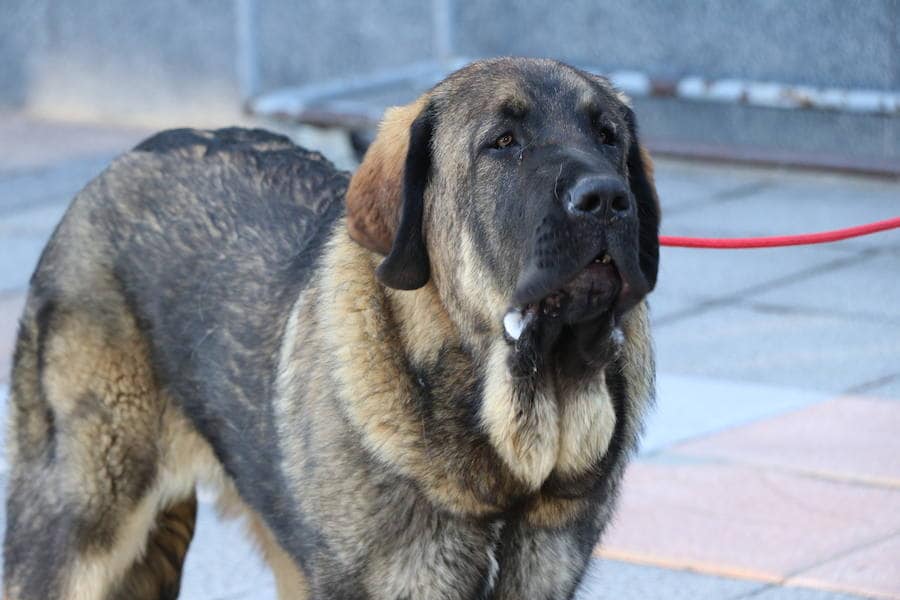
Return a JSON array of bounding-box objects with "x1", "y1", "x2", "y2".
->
[{"x1": 0, "y1": 113, "x2": 898, "y2": 599}]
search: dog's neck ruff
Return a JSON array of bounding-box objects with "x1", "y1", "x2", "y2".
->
[{"x1": 313, "y1": 225, "x2": 656, "y2": 507}]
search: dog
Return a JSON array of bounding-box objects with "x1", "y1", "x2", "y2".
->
[{"x1": 3, "y1": 57, "x2": 660, "y2": 599}]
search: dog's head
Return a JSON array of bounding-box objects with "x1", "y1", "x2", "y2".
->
[{"x1": 346, "y1": 58, "x2": 660, "y2": 371}]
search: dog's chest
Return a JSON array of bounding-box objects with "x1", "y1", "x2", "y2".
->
[
  {"x1": 362, "y1": 514, "x2": 503, "y2": 599},
  {"x1": 481, "y1": 340, "x2": 617, "y2": 494}
]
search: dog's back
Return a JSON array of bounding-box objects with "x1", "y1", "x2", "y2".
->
[{"x1": 4, "y1": 128, "x2": 346, "y2": 598}]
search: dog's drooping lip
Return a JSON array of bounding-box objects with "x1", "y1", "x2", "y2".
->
[{"x1": 502, "y1": 251, "x2": 622, "y2": 342}]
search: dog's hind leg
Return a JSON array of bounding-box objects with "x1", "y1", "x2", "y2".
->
[
  {"x1": 3, "y1": 299, "x2": 196, "y2": 599},
  {"x1": 107, "y1": 494, "x2": 198, "y2": 600}
]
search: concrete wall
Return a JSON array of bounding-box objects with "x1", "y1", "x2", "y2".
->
[
  {"x1": 0, "y1": 0, "x2": 441, "y2": 124},
  {"x1": 1, "y1": 0, "x2": 243, "y2": 125},
  {"x1": 1, "y1": 0, "x2": 897, "y2": 163},
  {"x1": 255, "y1": 0, "x2": 439, "y2": 95},
  {"x1": 456, "y1": 0, "x2": 898, "y2": 90}
]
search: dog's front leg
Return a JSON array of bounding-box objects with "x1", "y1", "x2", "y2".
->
[{"x1": 490, "y1": 517, "x2": 599, "y2": 600}]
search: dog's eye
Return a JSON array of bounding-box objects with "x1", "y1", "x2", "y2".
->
[
  {"x1": 597, "y1": 126, "x2": 616, "y2": 146},
  {"x1": 493, "y1": 133, "x2": 516, "y2": 149}
]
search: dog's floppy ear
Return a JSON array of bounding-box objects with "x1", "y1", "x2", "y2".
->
[
  {"x1": 623, "y1": 105, "x2": 661, "y2": 291},
  {"x1": 345, "y1": 96, "x2": 433, "y2": 290}
]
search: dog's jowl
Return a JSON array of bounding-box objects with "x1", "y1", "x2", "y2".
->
[{"x1": 3, "y1": 58, "x2": 659, "y2": 599}]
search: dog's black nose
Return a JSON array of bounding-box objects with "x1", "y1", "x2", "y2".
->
[{"x1": 565, "y1": 176, "x2": 630, "y2": 218}]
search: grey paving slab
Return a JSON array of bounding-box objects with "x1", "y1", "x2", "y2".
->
[
  {"x1": 661, "y1": 174, "x2": 900, "y2": 251},
  {"x1": 640, "y1": 374, "x2": 831, "y2": 455},
  {"x1": 651, "y1": 244, "x2": 860, "y2": 322},
  {"x1": 648, "y1": 288, "x2": 698, "y2": 326},
  {"x1": 0, "y1": 165, "x2": 92, "y2": 293},
  {"x1": 0, "y1": 474, "x2": 5, "y2": 532},
  {"x1": 0, "y1": 202, "x2": 69, "y2": 239},
  {"x1": 180, "y1": 499, "x2": 276, "y2": 600},
  {"x1": 0, "y1": 157, "x2": 107, "y2": 212},
  {"x1": 0, "y1": 386, "x2": 6, "y2": 472},
  {"x1": 0, "y1": 236, "x2": 45, "y2": 293},
  {"x1": 0, "y1": 114, "x2": 147, "y2": 173},
  {"x1": 867, "y1": 375, "x2": 900, "y2": 401},
  {"x1": 652, "y1": 158, "x2": 779, "y2": 212},
  {"x1": 576, "y1": 558, "x2": 765, "y2": 599},
  {"x1": 747, "y1": 586, "x2": 873, "y2": 600},
  {"x1": 655, "y1": 305, "x2": 900, "y2": 397},
  {"x1": 751, "y1": 250, "x2": 900, "y2": 322}
]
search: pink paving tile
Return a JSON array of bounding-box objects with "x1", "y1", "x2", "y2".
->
[
  {"x1": 598, "y1": 461, "x2": 900, "y2": 580},
  {"x1": 671, "y1": 397, "x2": 900, "y2": 487},
  {"x1": 0, "y1": 292, "x2": 26, "y2": 383},
  {"x1": 789, "y1": 534, "x2": 900, "y2": 600}
]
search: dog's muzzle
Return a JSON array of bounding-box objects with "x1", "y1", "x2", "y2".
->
[{"x1": 504, "y1": 176, "x2": 649, "y2": 340}]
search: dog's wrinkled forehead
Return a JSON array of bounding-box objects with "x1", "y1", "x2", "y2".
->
[{"x1": 430, "y1": 58, "x2": 630, "y2": 142}]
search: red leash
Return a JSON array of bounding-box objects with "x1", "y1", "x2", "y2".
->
[{"x1": 659, "y1": 216, "x2": 900, "y2": 249}]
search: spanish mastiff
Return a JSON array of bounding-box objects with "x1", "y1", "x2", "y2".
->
[{"x1": 3, "y1": 57, "x2": 660, "y2": 599}]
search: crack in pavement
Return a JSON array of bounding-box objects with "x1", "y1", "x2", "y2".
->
[{"x1": 653, "y1": 248, "x2": 881, "y2": 328}]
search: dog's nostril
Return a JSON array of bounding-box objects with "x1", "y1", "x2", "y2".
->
[
  {"x1": 610, "y1": 193, "x2": 629, "y2": 214},
  {"x1": 574, "y1": 191, "x2": 603, "y2": 213}
]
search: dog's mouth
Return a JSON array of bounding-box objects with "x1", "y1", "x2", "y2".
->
[{"x1": 502, "y1": 250, "x2": 622, "y2": 342}]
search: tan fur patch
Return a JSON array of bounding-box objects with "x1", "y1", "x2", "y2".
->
[
  {"x1": 308, "y1": 231, "x2": 532, "y2": 516},
  {"x1": 638, "y1": 146, "x2": 662, "y2": 218},
  {"x1": 317, "y1": 235, "x2": 423, "y2": 468},
  {"x1": 63, "y1": 496, "x2": 161, "y2": 600},
  {"x1": 618, "y1": 301, "x2": 656, "y2": 426},
  {"x1": 639, "y1": 146, "x2": 655, "y2": 180},
  {"x1": 524, "y1": 494, "x2": 588, "y2": 529},
  {"x1": 385, "y1": 281, "x2": 458, "y2": 367},
  {"x1": 56, "y1": 403, "x2": 223, "y2": 599},
  {"x1": 35, "y1": 308, "x2": 224, "y2": 598},
  {"x1": 455, "y1": 228, "x2": 509, "y2": 331},
  {"x1": 480, "y1": 340, "x2": 560, "y2": 490},
  {"x1": 315, "y1": 233, "x2": 498, "y2": 514},
  {"x1": 41, "y1": 312, "x2": 154, "y2": 423},
  {"x1": 555, "y1": 372, "x2": 617, "y2": 477}
]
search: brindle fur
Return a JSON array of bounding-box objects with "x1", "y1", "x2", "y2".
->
[{"x1": 4, "y1": 58, "x2": 659, "y2": 599}]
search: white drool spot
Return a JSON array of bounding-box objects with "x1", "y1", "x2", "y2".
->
[
  {"x1": 503, "y1": 310, "x2": 525, "y2": 340},
  {"x1": 611, "y1": 326, "x2": 625, "y2": 346}
]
